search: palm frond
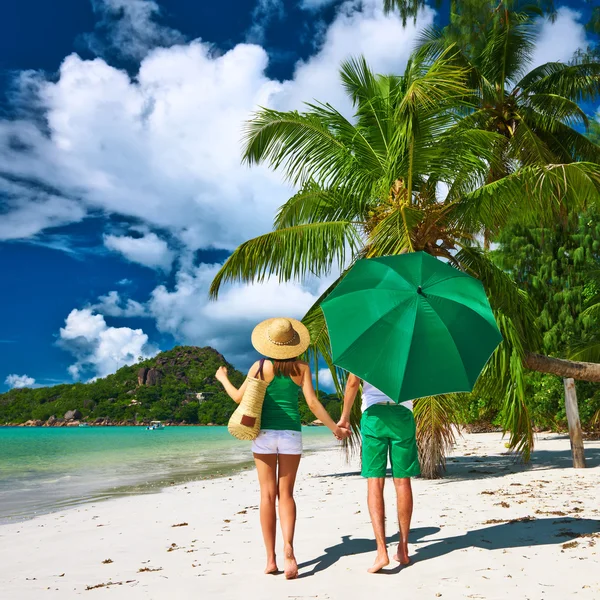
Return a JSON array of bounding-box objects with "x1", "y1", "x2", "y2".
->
[
  {"x1": 533, "y1": 120, "x2": 600, "y2": 164},
  {"x1": 209, "y1": 222, "x2": 360, "y2": 298},
  {"x1": 274, "y1": 183, "x2": 369, "y2": 228},
  {"x1": 509, "y1": 112, "x2": 557, "y2": 165},
  {"x1": 458, "y1": 247, "x2": 539, "y2": 459},
  {"x1": 474, "y1": 312, "x2": 534, "y2": 460},
  {"x1": 242, "y1": 107, "x2": 357, "y2": 188},
  {"x1": 477, "y1": 5, "x2": 537, "y2": 85},
  {"x1": 569, "y1": 334, "x2": 600, "y2": 363},
  {"x1": 522, "y1": 61, "x2": 600, "y2": 104},
  {"x1": 367, "y1": 205, "x2": 424, "y2": 256},
  {"x1": 340, "y1": 56, "x2": 383, "y2": 109},
  {"x1": 301, "y1": 273, "x2": 363, "y2": 457},
  {"x1": 414, "y1": 394, "x2": 462, "y2": 479},
  {"x1": 454, "y1": 163, "x2": 600, "y2": 232},
  {"x1": 524, "y1": 93, "x2": 589, "y2": 130},
  {"x1": 516, "y1": 61, "x2": 569, "y2": 90},
  {"x1": 457, "y1": 246, "x2": 541, "y2": 349},
  {"x1": 382, "y1": 0, "x2": 429, "y2": 24},
  {"x1": 398, "y1": 45, "x2": 471, "y2": 115}
]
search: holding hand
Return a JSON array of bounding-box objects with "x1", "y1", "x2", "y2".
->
[
  {"x1": 337, "y1": 417, "x2": 351, "y2": 431},
  {"x1": 334, "y1": 425, "x2": 352, "y2": 440}
]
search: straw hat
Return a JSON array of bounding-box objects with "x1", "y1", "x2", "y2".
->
[{"x1": 251, "y1": 317, "x2": 311, "y2": 360}]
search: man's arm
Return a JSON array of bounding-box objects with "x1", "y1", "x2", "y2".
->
[{"x1": 338, "y1": 373, "x2": 361, "y2": 429}]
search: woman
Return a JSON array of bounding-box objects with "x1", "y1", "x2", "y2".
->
[{"x1": 215, "y1": 317, "x2": 350, "y2": 579}]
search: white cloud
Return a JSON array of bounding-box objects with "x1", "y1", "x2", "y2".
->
[
  {"x1": 0, "y1": 0, "x2": 584, "y2": 268},
  {"x1": 0, "y1": 44, "x2": 288, "y2": 251},
  {"x1": 84, "y1": 0, "x2": 185, "y2": 61},
  {"x1": 0, "y1": 0, "x2": 434, "y2": 368},
  {"x1": 91, "y1": 290, "x2": 148, "y2": 317},
  {"x1": 58, "y1": 308, "x2": 158, "y2": 379},
  {"x1": 529, "y1": 7, "x2": 587, "y2": 69},
  {"x1": 0, "y1": 0, "x2": 430, "y2": 252},
  {"x1": 148, "y1": 263, "x2": 325, "y2": 367},
  {"x1": 104, "y1": 232, "x2": 175, "y2": 271},
  {"x1": 0, "y1": 177, "x2": 85, "y2": 241},
  {"x1": 317, "y1": 367, "x2": 335, "y2": 390},
  {"x1": 5, "y1": 374, "x2": 36, "y2": 389}
]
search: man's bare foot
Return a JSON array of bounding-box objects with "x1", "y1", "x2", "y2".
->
[
  {"x1": 284, "y1": 545, "x2": 298, "y2": 580},
  {"x1": 393, "y1": 543, "x2": 410, "y2": 565},
  {"x1": 264, "y1": 557, "x2": 278, "y2": 574},
  {"x1": 367, "y1": 552, "x2": 390, "y2": 573}
]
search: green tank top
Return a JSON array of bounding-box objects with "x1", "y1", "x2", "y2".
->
[{"x1": 260, "y1": 374, "x2": 302, "y2": 432}]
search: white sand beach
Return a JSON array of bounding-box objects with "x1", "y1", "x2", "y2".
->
[{"x1": 1, "y1": 432, "x2": 599, "y2": 600}]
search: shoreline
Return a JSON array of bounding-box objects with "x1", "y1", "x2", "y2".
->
[
  {"x1": 1, "y1": 432, "x2": 599, "y2": 598},
  {"x1": 0, "y1": 427, "x2": 334, "y2": 525}
]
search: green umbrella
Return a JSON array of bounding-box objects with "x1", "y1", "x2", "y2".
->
[{"x1": 320, "y1": 252, "x2": 502, "y2": 403}]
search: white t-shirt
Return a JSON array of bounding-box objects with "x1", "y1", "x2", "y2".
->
[{"x1": 361, "y1": 381, "x2": 414, "y2": 413}]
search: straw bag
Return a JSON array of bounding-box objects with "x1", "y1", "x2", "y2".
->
[{"x1": 227, "y1": 359, "x2": 269, "y2": 441}]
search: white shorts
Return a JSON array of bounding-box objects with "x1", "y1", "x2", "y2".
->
[{"x1": 251, "y1": 429, "x2": 302, "y2": 455}]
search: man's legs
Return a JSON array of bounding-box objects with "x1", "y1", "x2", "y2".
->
[
  {"x1": 361, "y1": 405, "x2": 393, "y2": 573},
  {"x1": 366, "y1": 477, "x2": 390, "y2": 572},
  {"x1": 393, "y1": 477, "x2": 413, "y2": 564},
  {"x1": 387, "y1": 405, "x2": 419, "y2": 565}
]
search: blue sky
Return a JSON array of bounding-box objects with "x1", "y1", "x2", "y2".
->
[{"x1": 0, "y1": 0, "x2": 595, "y2": 391}]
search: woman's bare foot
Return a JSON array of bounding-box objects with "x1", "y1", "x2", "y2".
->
[
  {"x1": 393, "y1": 542, "x2": 410, "y2": 565},
  {"x1": 367, "y1": 551, "x2": 390, "y2": 573},
  {"x1": 264, "y1": 557, "x2": 278, "y2": 575},
  {"x1": 283, "y1": 544, "x2": 298, "y2": 579}
]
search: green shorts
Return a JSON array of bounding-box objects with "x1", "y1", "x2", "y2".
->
[{"x1": 361, "y1": 403, "x2": 420, "y2": 479}]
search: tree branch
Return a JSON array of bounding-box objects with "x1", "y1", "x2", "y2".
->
[{"x1": 524, "y1": 353, "x2": 600, "y2": 382}]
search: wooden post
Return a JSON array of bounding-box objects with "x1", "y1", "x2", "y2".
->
[{"x1": 563, "y1": 378, "x2": 586, "y2": 468}]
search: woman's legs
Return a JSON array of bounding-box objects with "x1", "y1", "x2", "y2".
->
[
  {"x1": 254, "y1": 453, "x2": 279, "y2": 574},
  {"x1": 277, "y1": 453, "x2": 301, "y2": 579}
]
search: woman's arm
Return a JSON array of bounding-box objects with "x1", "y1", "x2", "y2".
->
[
  {"x1": 300, "y1": 365, "x2": 350, "y2": 439},
  {"x1": 215, "y1": 365, "x2": 255, "y2": 404}
]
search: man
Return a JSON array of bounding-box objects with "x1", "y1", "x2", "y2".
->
[{"x1": 337, "y1": 374, "x2": 420, "y2": 573}]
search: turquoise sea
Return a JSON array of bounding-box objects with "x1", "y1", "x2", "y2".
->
[{"x1": 0, "y1": 426, "x2": 332, "y2": 524}]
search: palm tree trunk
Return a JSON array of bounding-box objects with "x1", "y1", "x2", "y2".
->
[{"x1": 524, "y1": 353, "x2": 600, "y2": 383}]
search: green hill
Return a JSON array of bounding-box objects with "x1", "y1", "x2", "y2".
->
[
  {"x1": 0, "y1": 346, "x2": 245, "y2": 426},
  {"x1": 0, "y1": 346, "x2": 342, "y2": 426}
]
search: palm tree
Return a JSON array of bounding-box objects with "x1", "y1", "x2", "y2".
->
[
  {"x1": 414, "y1": 1, "x2": 600, "y2": 392},
  {"x1": 419, "y1": 1, "x2": 600, "y2": 222},
  {"x1": 209, "y1": 46, "x2": 600, "y2": 475}
]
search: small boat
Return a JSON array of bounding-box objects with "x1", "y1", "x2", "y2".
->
[
  {"x1": 79, "y1": 423, "x2": 91, "y2": 428},
  {"x1": 146, "y1": 421, "x2": 165, "y2": 431}
]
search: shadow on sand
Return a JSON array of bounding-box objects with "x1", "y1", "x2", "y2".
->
[
  {"x1": 298, "y1": 518, "x2": 600, "y2": 577},
  {"x1": 440, "y1": 446, "x2": 600, "y2": 482},
  {"x1": 318, "y1": 444, "x2": 600, "y2": 483}
]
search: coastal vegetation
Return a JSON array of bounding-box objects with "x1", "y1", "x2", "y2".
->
[
  {"x1": 0, "y1": 346, "x2": 342, "y2": 426},
  {"x1": 210, "y1": 1, "x2": 600, "y2": 475}
]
